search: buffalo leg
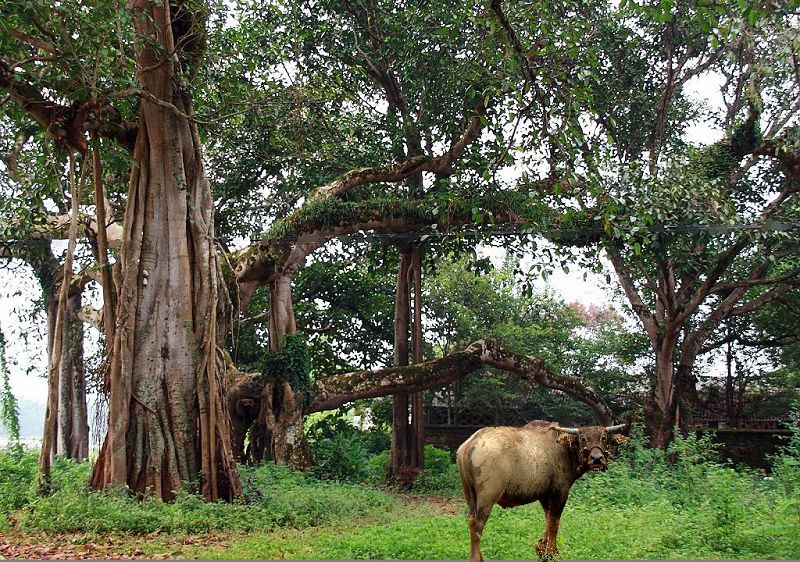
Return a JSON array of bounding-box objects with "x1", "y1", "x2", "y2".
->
[
  {"x1": 536, "y1": 496, "x2": 565, "y2": 558},
  {"x1": 467, "y1": 496, "x2": 494, "y2": 562}
]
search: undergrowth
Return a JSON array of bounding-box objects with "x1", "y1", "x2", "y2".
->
[
  {"x1": 0, "y1": 451, "x2": 395, "y2": 535},
  {"x1": 1, "y1": 418, "x2": 798, "y2": 559}
]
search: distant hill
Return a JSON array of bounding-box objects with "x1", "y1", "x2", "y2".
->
[{"x1": 0, "y1": 397, "x2": 45, "y2": 439}]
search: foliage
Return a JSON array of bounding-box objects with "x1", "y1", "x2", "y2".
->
[
  {"x1": 294, "y1": 258, "x2": 395, "y2": 377},
  {"x1": 0, "y1": 328, "x2": 21, "y2": 450},
  {"x1": 363, "y1": 445, "x2": 461, "y2": 495},
  {"x1": 309, "y1": 433, "x2": 370, "y2": 483},
  {"x1": 410, "y1": 446, "x2": 461, "y2": 495},
  {"x1": 262, "y1": 334, "x2": 312, "y2": 402},
  {"x1": 306, "y1": 409, "x2": 390, "y2": 482},
  {"x1": 0, "y1": 447, "x2": 36, "y2": 520},
  {"x1": 424, "y1": 256, "x2": 646, "y2": 424},
  {"x1": 1, "y1": 453, "x2": 395, "y2": 535},
  {"x1": 771, "y1": 401, "x2": 800, "y2": 523}
]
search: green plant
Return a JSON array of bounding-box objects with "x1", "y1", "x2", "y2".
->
[
  {"x1": 0, "y1": 448, "x2": 37, "y2": 517},
  {"x1": 263, "y1": 334, "x2": 313, "y2": 404},
  {"x1": 310, "y1": 433, "x2": 370, "y2": 482},
  {"x1": 772, "y1": 401, "x2": 800, "y2": 523},
  {"x1": 0, "y1": 328, "x2": 21, "y2": 453},
  {"x1": 411, "y1": 445, "x2": 461, "y2": 495}
]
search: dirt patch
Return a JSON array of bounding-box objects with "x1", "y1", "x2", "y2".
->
[
  {"x1": 0, "y1": 534, "x2": 142, "y2": 560},
  {"x1": 398, "y1": 493, "x2": 464, "y2": 516},
  {"x1": 0, "y1": 532, "x2": 231, "y2": 560}
]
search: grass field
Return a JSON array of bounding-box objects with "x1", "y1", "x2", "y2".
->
[{"x1": 1, "y1": 430, "x2": 799, "y2": 560}]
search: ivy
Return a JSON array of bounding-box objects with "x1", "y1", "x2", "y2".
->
[
  {"x1": 0, "y1": 327, "x2": 21, "y2": 454},
  {"x1": 263, "y1": 334, "x2": 313, "y2": 406}
]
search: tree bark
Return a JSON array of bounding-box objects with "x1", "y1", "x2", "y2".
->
[
  {"x1": 248, "y1": 270, "x2": 312, "y2": 468},
  {"x1": 389, "y1": 250, "x2": 413, "y2": 481},
  {"x1": 56, "y1": 290, "x2": 89, "y2": 460},
  {"x1": 410, "y1": 247, "x2": 424, "y2": 469},
  {"x1": 90, "y1": 0, "x2": 240, "y2": 501},
  {"x1": 311, "y1": 339, "x2": 617, "y2": 422}
]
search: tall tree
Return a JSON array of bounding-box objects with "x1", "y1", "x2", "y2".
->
[
  {"x1": 539, "y1": 1, "x2": 800, "y2": 446},
  {"x1": 88, "y1": 0, "x2": 241, "y2": 500}
]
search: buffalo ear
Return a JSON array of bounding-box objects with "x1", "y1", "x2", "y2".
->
[
  {"x1": 611, "y1": 434, "x2": 629, "y2": 446},
  {"x1": 557, "y1": 433, "x2": 577, "y2": 447}
]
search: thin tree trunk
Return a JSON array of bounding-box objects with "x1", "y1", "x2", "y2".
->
[
  {"x1": 409, "y1": 246, "x2": 424, "y2": 469},
  {"x1": 57, "y1": 290, "x2": 88, "y2": 460},
  {"x1": 39, "y1": 153, "x2": 82, "y2": 492},
  {"x1": 91, "y1": 136, "x2": 116, "y2": 347},
  {"x1": 389, "y1": 250, "x2": 412, "y2": 481},
  {"x1": 90, "y1": 0, "x2": 240, "y2": 501},
  {"x1": 249, "y1": 271, "x2": 311, "y2": 468}
]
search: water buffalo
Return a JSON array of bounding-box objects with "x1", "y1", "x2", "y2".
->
[{"x1": 456, "y1": 420, "x2": 628, "y2": 561}]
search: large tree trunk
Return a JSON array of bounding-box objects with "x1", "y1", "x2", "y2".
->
[
  {"x1": 648, "y1": 329, "x2": 703, "y2": 448},
  {"x1": 90, "y1": 0, "x2": 240, "y2": 501},
  {"x1": 648, "y1": 345, "x2": 676, "y2": 449}
]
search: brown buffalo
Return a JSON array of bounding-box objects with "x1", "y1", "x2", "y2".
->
[{"x1": 456, "y1": 420, "x2": 628, "y2": 560}]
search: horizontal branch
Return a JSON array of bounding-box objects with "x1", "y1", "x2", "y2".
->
[
  {"x1": 309, "y1": 339, "x2": 616, "y2": 425},
  {"x1": 700, "y1": 332, "x2": 800, "y2": 355},
  {"x1": 310, "y1": 101, "x2": 486, "y2": 201},
  {"x1": 710, "y1": 266, "x2": 800, "y2": 294},
  {"x1": 234, "y1": 188, "x2": 541, "y2": 287},
  {"x1": 1, "y1": 212, "x2": 123, "y2": 249}
]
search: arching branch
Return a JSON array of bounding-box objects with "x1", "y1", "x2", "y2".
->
[{"x1": 309, "y1": 339, "x2": 616, "y2": 424}]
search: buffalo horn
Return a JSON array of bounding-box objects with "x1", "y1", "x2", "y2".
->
[
  {"x1": 554, "y1": 426, "x2": 579, "y2": 434},
  {"x1": 605, "y1": 423, "x2": 626, "y2": 432}
]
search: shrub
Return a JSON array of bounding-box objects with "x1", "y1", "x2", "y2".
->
[
  {"x1": 772, "y1": 401, "x2": 800, "y2": 523},
  {"x1": 310, "y1": 433, "x2": 370, "y2": 482},
  {"x1": 365, "y1": 450, "x2": 390, "y2": 483},
  {"x1": 412, "y1": 445, "x2": 461, "y2": 495},
  {"x1": 0, "y1": 448, "x2": 37, "y2": 516}
]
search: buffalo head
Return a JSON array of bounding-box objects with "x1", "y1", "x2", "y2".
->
[{"x1": 556, "y1": 424, "x2": 628, "y2": 471}]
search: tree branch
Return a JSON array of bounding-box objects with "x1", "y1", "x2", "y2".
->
[
  {"x1": 700, "y1": 332, "x2": 800, "y2": 355},
  {"x1": 8, "y1": 28, "x2": 57, "y2": 54},
  {"x1": 309, "y1": 339, "x2": 617, "y2": 425},
  {"x1": 728, "y1": 284, "x2": 798, "y2": 319},
  {"x1": 606, "y1": 242, "x2": 659, "y2": 346},
  {"x1": 309, "y1": 101, "x2": 486, "y2": 202}
]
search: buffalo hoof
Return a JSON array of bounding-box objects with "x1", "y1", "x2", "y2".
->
[{"x1": 536, "y1": 537, "x2": 559, "y2": 561}]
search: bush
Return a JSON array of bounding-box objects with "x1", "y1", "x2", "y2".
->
[
  {"x1": 310, "y1": 433, "x2": 370, "y2": 482},
  {"x1": 364, "y1": 450, "x2": 390, "y2": 484},
  {"x1": 412, "y1": 446, "x2": 461, "y2": 495},
  {"x1": 307, "y1": 409, "x2": 390, "y2": 482},
  {"x1": 0, "y1": 448, "x2": 37, "y2": 517}
]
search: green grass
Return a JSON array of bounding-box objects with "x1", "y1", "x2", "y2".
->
[{"x1": 1, "y1": 441, "x2": 799, "y2": 560}]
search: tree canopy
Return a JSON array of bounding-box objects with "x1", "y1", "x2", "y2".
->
[{"x1": 1, "y1": 0, "x2": 799, "y2": 499}]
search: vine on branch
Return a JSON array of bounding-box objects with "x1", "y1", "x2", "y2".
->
[{"x1": 262, "y1": 334, "x2": 313, "y2": 406}]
